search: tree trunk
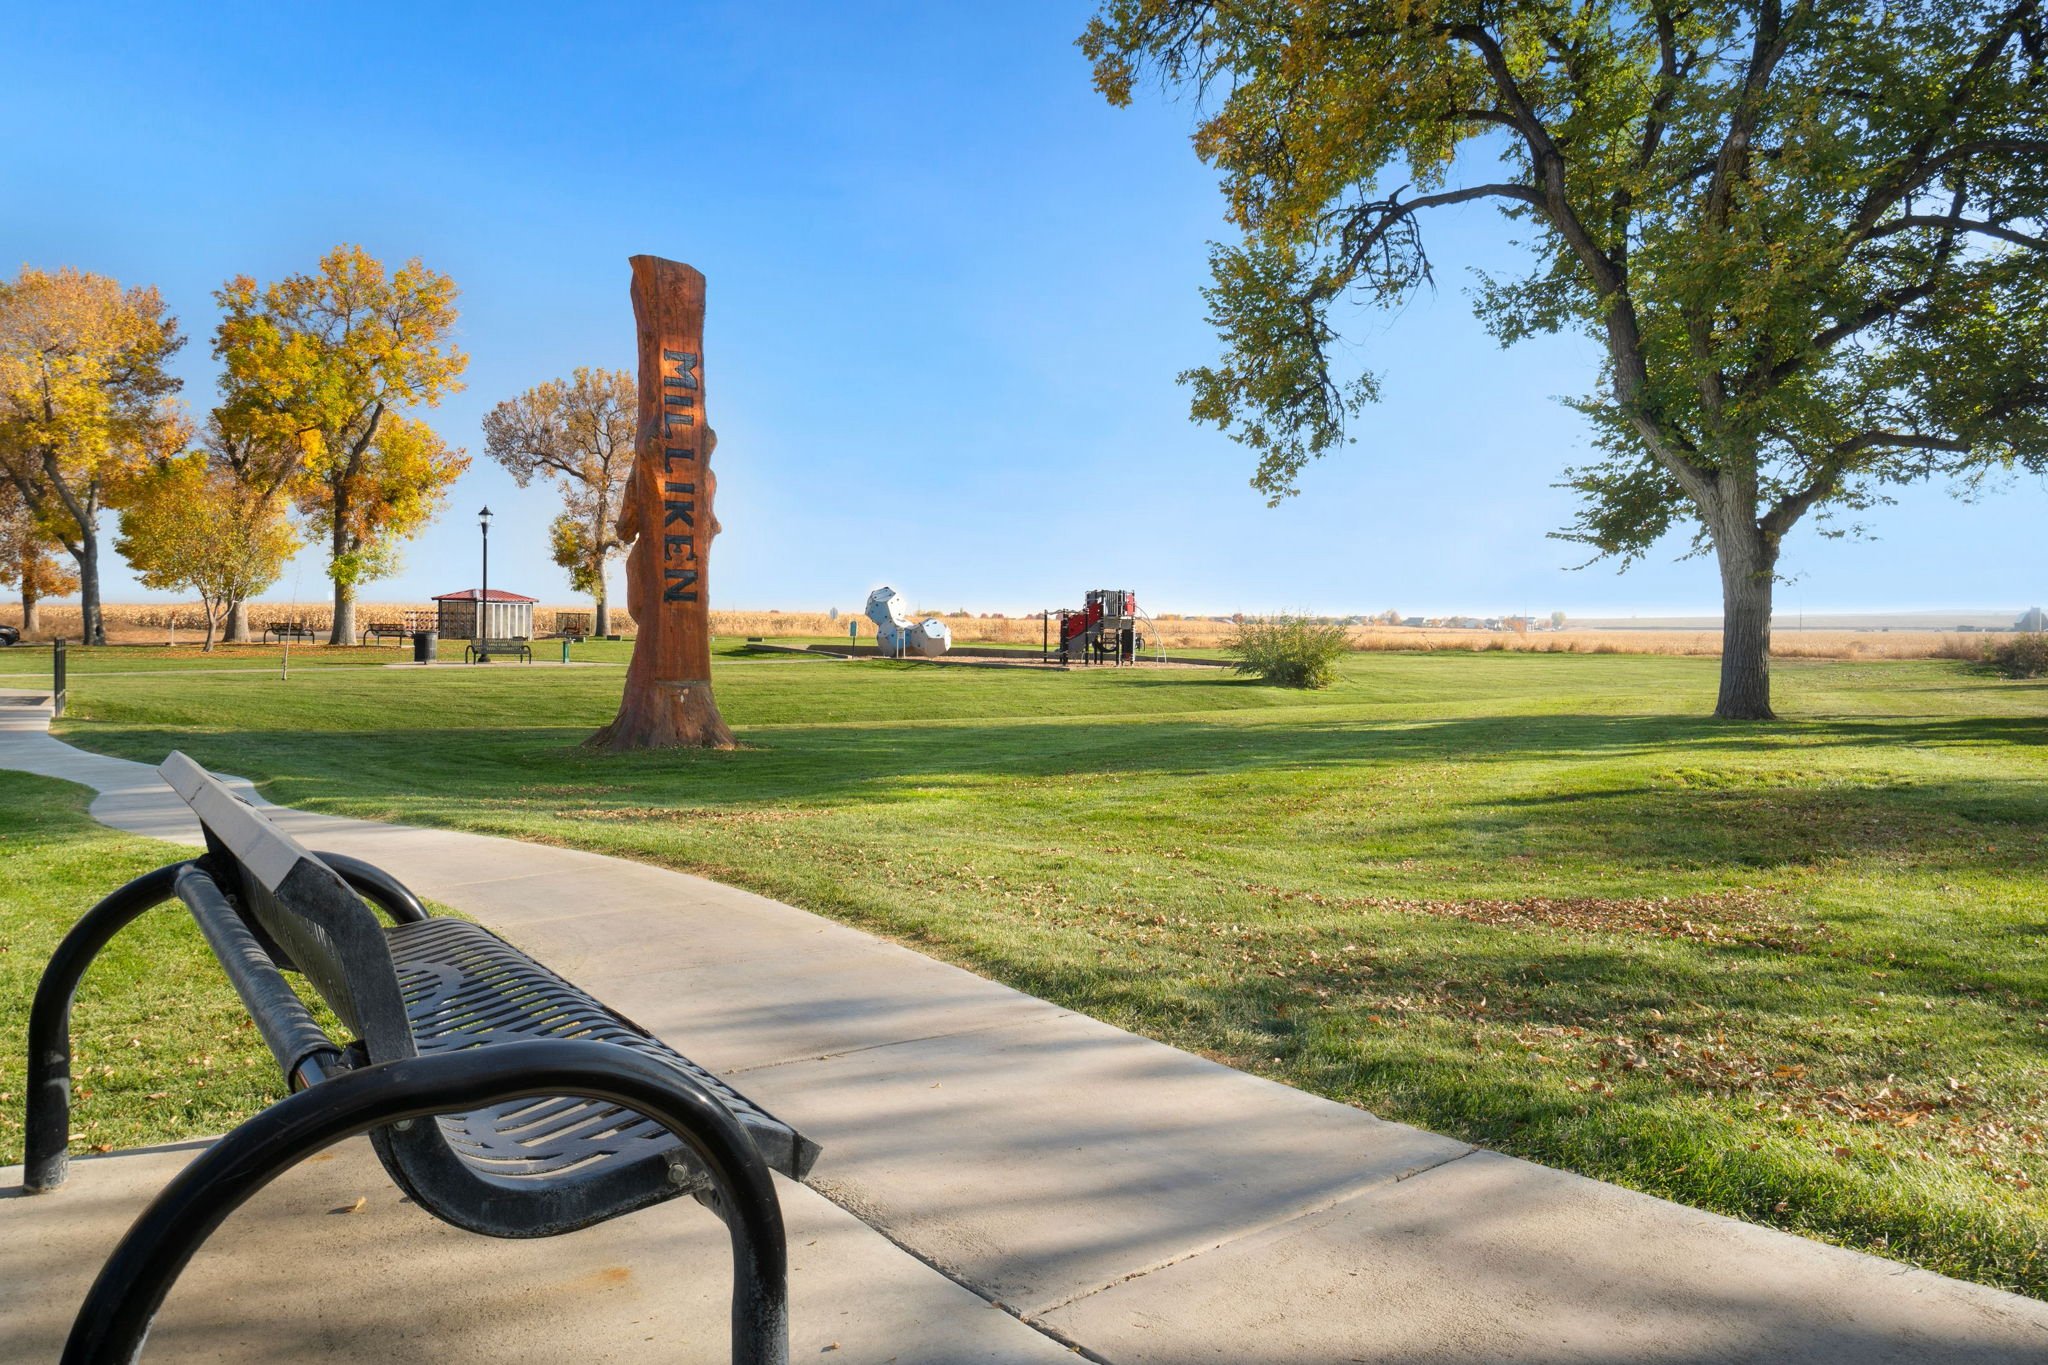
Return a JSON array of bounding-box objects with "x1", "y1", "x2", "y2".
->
[
  {"x1": 331, "y1": 578, "x2": 355, "y2": 647},
  {"x1": 224, "y1": 597, "x2": 251, "y2": 643},
  {"x1": 22, "y1": 589, "x2": 38, "y2": 638},
  {"x1": 595, "y1": 585, "x2": 609, "y2": 638},
  {"x1": 76, "y1": 536, "x2": 103, "y2": 645},
  {"x1": 589, "y1": 256, "x2": 734, "y2": 751},
  {"x1": 1713, "y1": 523, "x2": 1777, "y2": 720},
  {"x1": 201, "y1": 597, "x2": 218, "y2": 653},
  {"x1": 328, "y1": 513, "x2": 353, "y2": 646}
]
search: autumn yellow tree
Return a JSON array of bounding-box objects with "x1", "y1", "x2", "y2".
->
[
  {"x1": 481, "y1": 368, "x2": 635, "y2": 635},
  {"x1": 0, "y1": 266, "x2": 185, "y2": 645},
  {"x1": 115, "y1": 451, "x2": 299, "y2": 651},
  {"x1": 0, "y1": 480, "x2": 79, "y2": 637},
  {"x1": 295, "y1": 411, "x2": 468, "y2": 615},
  {"x1": 214, "y1": 246, "x2": 467, "y2": 644},
  {"x1": 202, "y1": 409, "x2": 305, "y2": 642}
]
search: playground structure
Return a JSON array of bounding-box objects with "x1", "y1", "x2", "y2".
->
[
  {"x1": 866, "y1": 586, "x2": 953, "y2": 658},
  {"x1": 1045, "y1": 589, "x2": 1157, "y2": 666}
]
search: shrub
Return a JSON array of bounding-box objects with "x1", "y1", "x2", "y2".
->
[
  {"x1": 1227, "y1": 615, "x2": 1351, "y2": 688},
  {"x1": 1988, "y1": 632, "x2": 2048, "y2": 679}
]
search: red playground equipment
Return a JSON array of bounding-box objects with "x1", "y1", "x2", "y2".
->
[{"x1": 1043, "y1": 589, "x2": 1145, "y2": 666}]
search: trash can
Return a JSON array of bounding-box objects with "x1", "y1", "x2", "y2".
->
[{"x1": 412, "y1": 630, "x2": 437, "y2": 663}]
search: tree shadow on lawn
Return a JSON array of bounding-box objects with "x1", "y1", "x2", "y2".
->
[
  {"x1": 1454, "y1": 779, "x2": 2046, "y2": 873},
  {"x1": 80, "y1": 704, "x2": 2044, "y2": 795},
  {"x1": 74, "y1": 709, "x2": 2045, "y2": 873}
]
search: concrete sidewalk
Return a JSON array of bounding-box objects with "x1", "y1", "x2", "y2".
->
[{"x1": 4, "y1": 698, "x2": 2045, "y2": 1362}]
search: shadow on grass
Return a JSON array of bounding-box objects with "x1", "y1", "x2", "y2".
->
[
  {"x1": 62, "y1": 708, "x2": 2048, "y2": 888},
  {"x1": 74, "y1": 706, "x2": 2046, "y2": 776}
]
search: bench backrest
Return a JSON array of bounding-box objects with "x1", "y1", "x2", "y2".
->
[{"x1": 160, "y1": 752, "x2": 416, "y2": 1062}]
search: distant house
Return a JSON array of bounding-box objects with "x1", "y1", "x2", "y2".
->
[
  {"x1": 1403, "y1": 617, "x2": 1425, "y2": 628},
  {"x1": 2018, "y1": 606, "x2": 2046, "y2": 632},
  {"x1": 434, "y1": 588, "x2": 538, "y2": 641}
]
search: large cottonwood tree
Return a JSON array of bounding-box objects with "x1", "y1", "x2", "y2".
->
[
  {"x1": 1084, "y1": 0, "x2": 2048, "y2": 718},
  {"x1": 214, "y1": 246, "x2": 468, "y2": 644},
  {"x1": 481, "y1": 367, "x2": 635, "y2": 635},
  {"x1": 0, "y1": 267, "x2": 184, "y2": 645}
]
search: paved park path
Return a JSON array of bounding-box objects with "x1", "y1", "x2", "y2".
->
[{"x1": 4, "y1": 693, "x2": 2045, "y2": 1362}]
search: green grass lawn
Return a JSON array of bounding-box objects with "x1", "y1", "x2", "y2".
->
[
  {"x1": 0, "y1": 772, "x2": 303, "y2": 1162},
  {"x1": 17, "y1": 644, "x2": 2048, "y2": 1295}
]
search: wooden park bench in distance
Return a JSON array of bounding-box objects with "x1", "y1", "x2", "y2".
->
[
  {"x1": 261, "y1": 621, "x2": 318, "y2": 644},
  {"x1": 22, "y1": 752, "x2": 819, "y2": 1364},
  {"x1": 465, "y1": 636, "x2": 533, "y2": 663}
]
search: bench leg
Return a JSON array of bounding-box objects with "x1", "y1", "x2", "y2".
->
[
  {"x1": 24, "y1": 862, "x2": 191, "y2": 1194},
  {"x1": 63, "y1": 1039, "x2": 790, "y2": 1365}
]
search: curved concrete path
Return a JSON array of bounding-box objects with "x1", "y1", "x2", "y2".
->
[{"x1": 3, "y1": 696, "x2": 2045, "y2": 1363}]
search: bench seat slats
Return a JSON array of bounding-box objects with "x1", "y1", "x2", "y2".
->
[
  {"x1": 387, "y1": 917, "x2": 820, "y2": 1183},
  {"x1": 151, "y1": 749, "x2": 820, "y2": 1244}
]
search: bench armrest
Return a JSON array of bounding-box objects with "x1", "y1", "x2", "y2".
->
[
  {"x1": 64, "y1": 1041, "x2": 791, "y2": 1365},
  {"x1": 23, "y1": 863, "x2": 190, "y2": 1192}
]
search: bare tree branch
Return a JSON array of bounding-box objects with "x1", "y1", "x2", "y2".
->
[{"x1": 1867, "y1": 214, "x2": 2048, "y2": 251}]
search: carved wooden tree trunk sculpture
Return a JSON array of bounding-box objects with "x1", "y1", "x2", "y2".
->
[{"x1": 588, "y1": 256, "x2": 736, "y2": 751}]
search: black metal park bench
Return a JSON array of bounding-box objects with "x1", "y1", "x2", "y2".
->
[
  {"x1": 261, "y1": 621, "x2": 318, "y2": 643},
  {"x1": 465, "y1": 636, "x2": 532, "y2": 663},
  {"x1": 23, "y1": 752, "x2": 819, "y2": 1364},
  {"x1": 359, "y1": 621, "x2": 411, "y2": 645}
]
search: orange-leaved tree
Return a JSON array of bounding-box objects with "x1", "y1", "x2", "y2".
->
[
  {"x1": 0, "y1": 266, "x2": 185, "y2": 645},
  {"x1": 0, "y1": 479, "x2": 79, "y2": 637},
  {"x1": 214, "y1": 245, "x2": 467, "y2": 644}
]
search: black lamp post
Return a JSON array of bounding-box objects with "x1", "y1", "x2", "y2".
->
[{"x1": 477, "y1": 506, "x2": 492, "y2": 663}]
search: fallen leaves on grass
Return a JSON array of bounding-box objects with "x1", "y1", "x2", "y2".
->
[
  {"x1": 1514, "y1": 1024, "x2": 2047, "y2": 1184},
  {"x1": 1241, "y1": 883, "x2": 1819, "y2": 950},
  {"x1": 557, "y1": 805, "x2": 819, "y2": 827}
]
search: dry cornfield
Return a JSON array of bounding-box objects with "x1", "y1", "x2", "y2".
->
[
  {"x1": 0, "y1": 600, "x2": 2004, "y2": 661},
  {"x1": 659, "y1": 609, "x2": 2001, "y2": 660}
]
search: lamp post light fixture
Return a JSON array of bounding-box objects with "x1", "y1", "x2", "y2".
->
[{"x1": 477, "y1": 506, "x2": 493, "y2": 663}]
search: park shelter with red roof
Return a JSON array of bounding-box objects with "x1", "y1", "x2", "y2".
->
[{"x1": 434, "y1": 587, "x2": 537, "y2": 641}]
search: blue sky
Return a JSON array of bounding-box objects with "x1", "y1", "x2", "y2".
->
[{"x1": 3, "y1": 1, "x2": 2038, "y2": 618}]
